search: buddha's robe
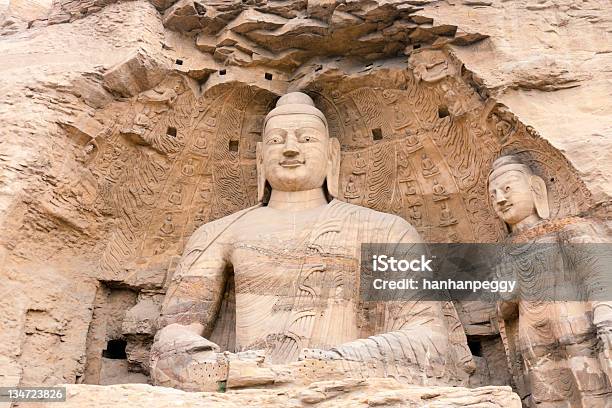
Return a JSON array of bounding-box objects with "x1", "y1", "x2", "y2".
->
[
  {"x1": 160, "y1": 199, "x2": 472, "y2": 385},
  {"x1": 496, "y1": 217, "x2": 612, "y2": 406}
]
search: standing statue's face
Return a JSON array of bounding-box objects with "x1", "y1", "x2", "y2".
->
[
  {"x1": 262, "y1": 114, "x2": 328, "y2": 192},
  {"x1": 488, "y1": 170, "x2": 537, "y2": 227}
]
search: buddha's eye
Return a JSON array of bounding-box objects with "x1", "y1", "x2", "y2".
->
[
  {"x1": 266, "y1": 136, "x2": 283, "y2": 144},
  {"x1": 300, "y1": 134, "x2": 317, "y2": 143}
]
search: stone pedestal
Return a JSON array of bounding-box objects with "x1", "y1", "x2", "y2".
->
[{"x1": 33, "y1": 381, "x2": 521, "y2": 408}]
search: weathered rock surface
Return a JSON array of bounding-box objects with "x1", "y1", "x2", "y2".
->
[
  {"x1": 34, "y1": 381, "x2": 521, "y2": 407},
  {"x1": 420, "y1": 0, "x2": 612, "y2": 205},
  {"x1": 0, "y1": 0, "x2": 610, "y2": 401}
]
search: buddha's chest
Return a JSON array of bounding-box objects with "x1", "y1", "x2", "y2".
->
[
  {"x1": 228, "y1": 240, "x2": 362, "y2": 356},
  {"x1": 229, "y1": 238, "x2": 359, "y2": 301}
]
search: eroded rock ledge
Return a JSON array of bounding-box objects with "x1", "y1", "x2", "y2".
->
[{"x1": 41, "y1": 381, "x2": 520, "y2": 407}]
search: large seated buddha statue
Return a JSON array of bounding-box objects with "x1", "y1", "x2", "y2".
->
[{"x1": 150, "y1": 92, "x2": 474, "y2": 391}]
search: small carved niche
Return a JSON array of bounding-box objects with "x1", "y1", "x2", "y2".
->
[
  {"x1": 265, "y1": 72, "x2": 273, "y2": 80},
  {"x1": 102, "y1": 339, "x2": 127, "y2": 359},
  {"x1": 82, "y1": 283, "x2": 145, "y2": 385},
  {"x1": 467, "y1": 338, "x2": 483, "y2": 357},
  {"x1": 167, "y1": 127, "x2": 177, "y2": 137},
  {"x1": 372, "y1": 128, "x2": 383, "y2": 141},
  {"x1": 438, "y1": 105, "x2": 450, "y2": 118},
  {"x1": 219, "y1": 69, "x2": 227, "y2": 76},
  {"x1": 175, "y1": 59, "x2": 183, "y2": 65},
  {"x1": 229, "y1": 140, "x2": 239, "y2": 152}
]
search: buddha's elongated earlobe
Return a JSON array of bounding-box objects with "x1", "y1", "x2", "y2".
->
[
  {"x1": 530, "y1": 175, "x2": 550, "y2": 219},
  {"x1": 256, "y1": 142, "x2": 268, "y2": 203},
  {"x1": 326, "y1": 138, "x2": 341, "y2": 199}
]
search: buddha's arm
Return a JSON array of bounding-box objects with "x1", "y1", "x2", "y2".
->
[
  {"x1": 155, "y1": 223, "x2": 230, "y2": 348},
  {"x1": 150, "y1": 224, "x2": 231, "y2": 388},
  {"x1": 496, "y1": 262, "x2": 519, "y2": 320},
  {"x1": 556, "y1": 226, "x2": 612, "y2": 326},
  {"x1": 560, "y1": 227, "x2": 612, "y2": 382},
  {"x1": 313, "y1": 219, "x2": 459, "y2": 381},
  {"x1": 326, "y1": 300, "x2": 451, "y2": 381}
]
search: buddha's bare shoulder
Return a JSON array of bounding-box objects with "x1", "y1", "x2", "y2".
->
[
  {"x1": 325, "y1": 199, "x2": 421, "y2": 240},
  {"x1": 186, "y1": 205, "x2": 261, "y2": 248}
]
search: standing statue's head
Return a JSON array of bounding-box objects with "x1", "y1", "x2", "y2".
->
[
  {"x1": 488, "y1": 155, "x2": 550, "y2": 232},
  {"x1": 257, "y1": 92, "x2": 340, "y2": 203}
]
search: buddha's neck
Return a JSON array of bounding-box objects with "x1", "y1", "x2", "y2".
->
[
  {"x1": 267, "y1": 188, "x2": 328, "y2": 211},
  {"x1": 510, "y1": 214, "x2": 541, "y2": 233}
]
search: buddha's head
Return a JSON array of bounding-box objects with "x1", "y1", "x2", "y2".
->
[
  {"x1": 488, "y1": 155, "x2": 549, "y2": 232},
  {"x1": 257, "y1": 92, "x2": 340, "y2": 203}
]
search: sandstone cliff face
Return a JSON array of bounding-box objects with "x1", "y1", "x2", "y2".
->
[
  {"x1": 0, "y1": 0, "x2": 610, "y2": 395},
  {"x1": 420, "y1": 0, "x2": 612, "y2": 206}
]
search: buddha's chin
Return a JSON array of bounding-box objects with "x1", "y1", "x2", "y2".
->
[
  {"x1": 268, "y1": 169, "x2": 325, "y2": 191},
  {"x1": 271, "y1": 181, "x2": 324, "y2": 192},
  {"x1": 499, "y1": 210, "x2": 527, "y2": 228}
]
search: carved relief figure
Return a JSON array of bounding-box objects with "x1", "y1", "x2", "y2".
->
[
  {"x1": 402, "y1": 182, "x2": 417, "y2": 196},
  {"x1": 181, "y1": 159, "x2": 195, "y2": 177},
  {"x1": 405, "y1": 130, "x2": 423, "y2": 153},
  {"x1": 160, "y1": 214, "x2": 175, "y2": 235},
  {"x1": 439, "y1": 202, "x2": 457, "y2": 227},
  {"x1": 408, "y1": 204, "x2": 423, "y2": 227},
  {"x1": 393, "y1": 105, "x2": 412, "y2": 130},
  {"x1": 490, "y1": 113, "x2": 513, "y2": 144},
  {"x1": 432, "y1": 179, "x2": 449, "y2": 201},
  {"x1": 168, "y1": 185, "x2": 183, "y2": 206},
  {"x1": 421, "y1": 153, "x2": 439, "y2": 177},
  {"x1": 488, "y1": 155, "x2": 612, "y2": 407},
  {"x1": 150, "y1": 92, "x2": 474, "y2": 391},
  {"x1": 343, "y1": 175, "x2": 360, "y2": 201},
  {"x1": 194, "y1": 132, "x2": 209, "y2": 151},
  {"x1": 352, "y1": 153, "x2": 367, "y2": 175},
  {"x1": 409, "y1": 51, "x2": 453, "y2": 84}
]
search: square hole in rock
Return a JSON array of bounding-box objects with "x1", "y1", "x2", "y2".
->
[
  {"x1": 468, "y1": 339, "x2": 483, "y2": 357},
  {"x1": 102, "y1": 339, "x2": 127, "y2": 359},
  {"x1": 438, "y1": 105, "x2": 450, "y2": 118},
  {"x1": 265, "y1": 72, "x2": 273, "y2": 80},
  {"x1": 372, "y1": 128, "x2": 383, "y2": 141},
  {"x1": 167, "y1": 127, "x2": 177, "y2": 137},
  {"x1": 229, "y1": 140, "x2": 239, "y2": 152},
  {"x1": 175, "y1": 59, "x2": 183, "y2": 65}
]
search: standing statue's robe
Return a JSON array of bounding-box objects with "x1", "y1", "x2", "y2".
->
[
  {"x1": 496, "y1": 217, "x2": 612, "y2": 406},
  {"x1": 160, "y1": 199, "x2": 473, "y2": 385}
]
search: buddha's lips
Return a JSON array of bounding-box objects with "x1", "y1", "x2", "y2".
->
[
  {"x1": 499, "y1": 203, "x2": 513, "y2": 213},
  {"x1": 279, "y1": 159, "x2": 304, "y2": 167}
]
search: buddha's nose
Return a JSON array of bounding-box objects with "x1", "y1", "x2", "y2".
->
[
  {"x1": 495, "y1": 190, "x2": 507, "y2": 204},
  {"x1": 283, "y1": 136, "x2": 300, "y2": 157}
]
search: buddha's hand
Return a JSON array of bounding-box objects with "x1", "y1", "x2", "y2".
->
[
  {"x1": 298, "y1": 348, "x2": 342, "y2": 361},
  {"x1": 497, "y1": 300, "x2": 518, "y2": 320},
  {"x1": 150, "y1": 323, "x2": 224, "y2": 390},
  {"x1": 152, "y1": 323, "x2": 220, "y2": 357}
]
